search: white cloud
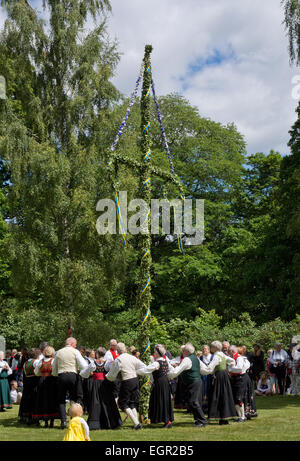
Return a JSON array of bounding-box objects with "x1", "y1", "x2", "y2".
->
[
  {"x1": 107, "y1": 0, "x2": 299, "y2": 155},
  {"x1": 0, "y1": 0, "x2": 298, "y2": 155}
]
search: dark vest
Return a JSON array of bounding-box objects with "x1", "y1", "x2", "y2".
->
[{"x1": 181, "y1": 354, "x2": 201, "y2": 385}]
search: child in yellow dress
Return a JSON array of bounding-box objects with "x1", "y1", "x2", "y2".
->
[{"x1": 63, "y1": 403, "x2": 90, "y2": 441}]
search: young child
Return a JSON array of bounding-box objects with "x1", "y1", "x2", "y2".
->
[
  {"x1": 63, "y1": 403, "x2": 90, "y2": 441},
  {"x1": 10, "y1": 380, "x2": 22, "y2": 405}
]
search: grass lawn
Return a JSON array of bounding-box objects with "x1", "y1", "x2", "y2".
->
[{"x1": 1, "y1": 395, "x2": 300, "y2": 441}]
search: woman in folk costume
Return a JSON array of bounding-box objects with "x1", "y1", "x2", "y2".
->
[
  {"x1": 81, "y1": 348, "x2": 95, "y2": 414},
  {"x1": 63, "y1": 403, "x2": 90, "y2": 441},
  {"x1": 81, "y1": 347, "x2": 122, "y2": 430},
  {"x1": 170, "y1": 345, "x2": 187, "y2": 410},
  {"x1": 0, "y1": 351, "x2": 12, "y2": 411},
  {"x1": 32, "y1": 346, "x2": 60, "y2": 427},
  {"x1": 199, "y1": 345, "x2": 214, "y2": 414},
  {"x1": 202, "y1": 341, "x2": 237, "y2": 425},
  {"x1": 240, "y1": 346, "x2": 258, "y2": 419},
  {"x1": 228, "y1": 345, "x2": 250, "y2": 423},
  {"x1": 140, "y1": 344, "x2": 174, "y2": 428},
  {"x1": 18, "y1": 348, "x2": 41, "y2": 425}
]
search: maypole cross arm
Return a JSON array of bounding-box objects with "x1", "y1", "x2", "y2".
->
[{"x1": 106, "y1": 44, "x2": 185, "y2": 423}]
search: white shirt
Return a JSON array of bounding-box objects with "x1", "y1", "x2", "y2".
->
[
  {"x1": 34, "y1": 357, "x2": 53, "y2": 376},
  {"x1": 139, "y1": 357, "x2": 174, "y2": 376},
  {"x1": 104, "y1": 350, "x2": 119, "y2": 372},
  {"x1": 106, "y1": 353, "x2": 145, "y2": 382},
  {"x1": 0, "y1": 360, "x2": 12, "y2": 376},
  {"x1": 80, "y1": 359, "x2": 97, "y2": 379},
  {"x1": 167, "y1": 355, "x2": 209, "y2": 380},
  {"x1": 200, "y1": 353, "x2": 213, "y2": 366},
  {"x1": 10, "y1": 389, "x2": 18, "y2": 403},
  {"x1": 227, "y1": 355, "x2": 245, "y2": 374},
  {"x1": 241, "y1": 356, "x2": 250, "y2": 373},
  {"x1": 269, "y1": 349, "x2": 288, "y2": 366},
  {"x1": 51, "y1": 347, "x2": 88, "y2": 376},
  {"x1": 257, "y1": 379, "x2": 271, "y2": 393},
  {"x1": 292, "y1": 346, "x2": 300, "y2": 362},
  {"x1": 170, "y1": 355, "x2": 182, "y2": 366},
  {"x1": 200, "y1": 351, "x2": 235, "y2": 375},
  {"x1": 79, "y1": 418, "x2": 90, "y2": 440}
]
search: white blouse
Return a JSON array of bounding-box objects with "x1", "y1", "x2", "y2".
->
[
  {"x1": 202, "y1": 351, "x2": 235, "y2": 375},
  {"x1": 0, "y1": 360, "x2": 12, "y2": 376},
  {"x1": 34, "y1": 357, "x2": 53, "y2": 376}
]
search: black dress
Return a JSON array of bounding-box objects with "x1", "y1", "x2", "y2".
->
[
  {"x1": 243, "y1": 372, "x2": 257, "y2": 418},
  {"x1": 18, "y1": 359, "x2": 40, "y2": 423},
  {"x1": 32, "y1": 358, "x2": 60, "y2": 422},
  {"x1": 82, "y1": 357, "x2": 94, "y2": 412},
  {"x1": 149, "y1": 359, "x2": 174, "y2": 424},
  {"x1": 207, "y1": 354, "x2": 237, "y2": 422},
  {"x1": 87, "y1": 360, "x2": 122, "y2": 430}
]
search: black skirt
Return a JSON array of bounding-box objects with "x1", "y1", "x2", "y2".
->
[
  {"x1": 19, "y1": 376, "x2": 40, "y2": 421},
  {"x1": 174, "y1": 375, "x2": 187, "y2": 409},
  {"x1": 32, "y1": 376, "x2": 60, "y2": 421},
  {"x1": 244, "y1": 373, "x2": 257, "y2": 414},
  {"x1": 82, "y1": 376, "x2": 93, "y2": 412},
  {"x1": 149, "y1": 375, "x2": 174, "y2": 424},
  {"x1": 87, "y1": 379, "x2": 122, "y2": 430},
  {"x1": 208, "y1": 370, "x2": 237, "y2": 421}
]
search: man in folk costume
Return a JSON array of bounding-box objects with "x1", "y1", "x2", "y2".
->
[
  {"x1": 167, "y1": 343, "x2": 208, "y2": 427},
  {"x1": 222, "y1": 341, "x2": 230, "y2": 356},
  {"x1": 228, "y1": 345, "x2": 250, "y2": 422},
  {"x1": 52, "y1": 337, "x2": 89, "y2": 429},
  {"x1": 106, "y1": 342, "x2": 146, "y2": 430},
  {"x1": 104, "y1": 339, "x2": 120, "y2": 400}
]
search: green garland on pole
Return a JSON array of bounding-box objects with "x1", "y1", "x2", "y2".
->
[
  {"x1": 137, "y1": 44, "x2": 153, "y2": 423},
  {"x1": 105, "y1": 44, "x2": 186, "y2": 422}
]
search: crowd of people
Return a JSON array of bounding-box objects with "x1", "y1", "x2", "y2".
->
[{"x1": 0, "y1": 337, "x2": 299, "y2": 436}]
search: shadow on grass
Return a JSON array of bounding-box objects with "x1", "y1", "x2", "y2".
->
[
  {"x1": 0, "y1": 416, "x2": 63, "y2": 430},
  {"x1": 255, "y1": 395, "x2": 300, "y2": 410}
]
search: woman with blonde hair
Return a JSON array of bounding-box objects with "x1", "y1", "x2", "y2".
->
[
  {"x1": 33, "y1": 346, "x2": 60, "y2": 427},
  {"x1": 255, "y1": 371, "x2": 273, "y2": 396}
]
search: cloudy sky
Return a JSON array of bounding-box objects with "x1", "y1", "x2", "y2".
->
[{"x1": 1, "y1": 0, "x2": 299, "y2": 155}]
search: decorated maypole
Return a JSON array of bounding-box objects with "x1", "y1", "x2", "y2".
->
[
  {"x1": 137, "y1": 45, "x2": 153, "y2": 422},
  {"x1": 105, "y1": 44, "x2": 185, "y2": 422}
]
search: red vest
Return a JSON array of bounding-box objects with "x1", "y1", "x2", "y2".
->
[
  {"x1": 151, "y1": 353, "x2": 167, "y2": 361},
  {"x1": 110, "y1": 349, "x2": 119, "y2": 360},
  {"x1": 230, "y1": 352, "x2": 242, "y2": 376}
]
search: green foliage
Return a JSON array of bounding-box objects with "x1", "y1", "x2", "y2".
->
[{"x1": 282, "y1": 0, "x2": 300, "y2": 65}]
